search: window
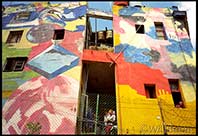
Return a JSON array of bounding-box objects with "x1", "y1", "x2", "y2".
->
[
  {"x1": 86, "y1": 15, "x2": 113, "y2": 50},
  {"x1": 10, "y1": 12, "x2": 30, "y2": 23},
  {"x1": 6, "y1": 31, "x2": 23, "y2": 43},
  {"x1": 53, "y1": 29, "x2": 65, "y2": 40},
  {"x1": 154, "y1": 22, "x2": 167, "y2": 40},
  {"x1": 168, "y1": 79, "x2": 185, "y2": 108},
  {"x1": 3, "y1": 57, "x2": 28, "y2": 72},
  {"x1": 16, "y1": 12, "x2": 30, "y2": 20},
  {"x1": 135, "y1": 24, "x2": 144, "y2": 34},
  {"x1": 144, "y1": 84, "x2": 156, "y2": 98}
]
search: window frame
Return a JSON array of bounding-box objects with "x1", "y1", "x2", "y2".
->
[
  {"x1": 3, "y1": 57, "x2": 28, "y2": 72},
  {"x1": 6, "y1": 30, "x2": 23, "y2": 43},
  {"x1": 168, "y1": 79, "x2": 185, "y2": 108},
  {"x1": 144, "y1": 84, "x2": 157, "y2": 99},
  {"x1": 135, "y1": 24, "x2": 145, "y2": 34},
  {"x1": 154, "y1": 22, "x2": 167, "y2": 40}
]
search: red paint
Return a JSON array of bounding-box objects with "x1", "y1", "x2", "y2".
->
[
  {"x1": 116, "y1": 61, "x2": 171, "y2": 96},
  {"x1": 61, "y1": 31, "x2": 83, "y2": 57},
  {"x1": 114, "y1": 1, "x2": 129, "y2": 6},
  {"x1": 83, "y1": 49, "x2": 171, "y2": 96},
  {"x1": 82, "y1": 49, "x2": 120, "y2": 63},
  {"x1": 8, "y1": 126, "x2": 17, "y2": 134}
]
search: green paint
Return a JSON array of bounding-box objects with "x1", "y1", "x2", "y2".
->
[
  {"x1": 2, "y1": 43, "x2": 40, "y2": 91},
  {"x1": 2, "y1": 42, "x2": 31, "y2": 66}
]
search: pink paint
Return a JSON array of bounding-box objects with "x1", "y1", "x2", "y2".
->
[
  {"x1": 113, "y1": 15, "x2": 126, "y2": 34},
  {"x1": 2, "y1": 75, "x2": 79, "y2": 134},
  {"x1": 61, "y1": 31, "x2": 84, "y2": 57}
]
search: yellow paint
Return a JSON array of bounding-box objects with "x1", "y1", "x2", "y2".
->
[
  {"x1": 114, "y1": 33, "x2": 121, "y2": 46},
  {"x1": 168, "y1": 51, "x2": 196, "y2": 68},
  {"x1": 113, "y1": 5, "x2": 123, "y2": 16},
  {"x1": 33, "y1": 2, "x2": 49, "y2": 7},
  {"x1": 64, "y1": 17, "x2": 86, "y2": 31},
  {"x1": 180, "y1": 81, "x2": 196, "y2": 102},
  {"x1": 116, "y1": 84, "x2": 196, "y2": 134},
  {"x1": 79, "y1": 1, "x2": 87, "y2": 6},
  {"x1": 2, "y1": 91, "x2": 13, "y2": 98},
  {"x1": 62, "y1": 66, "x2": 81, "y2": 81},
  {"x1": 2, "y1": 28, "x2": 38, "y2": 49}
]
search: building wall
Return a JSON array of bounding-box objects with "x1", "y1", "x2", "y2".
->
[
  {"x1": 113, "y1": 4, "x2": 196, "y2": 134},
  {"x1": 2, "y1": 2, "x2": 196, "y2": 135},
  {"x1": 2, "y1": 2, "x2": 87, "y2": 134}
]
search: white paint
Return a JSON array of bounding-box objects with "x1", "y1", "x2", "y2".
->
[
  {"x1": 18, "y1": 78, "x2": 43, "y2": 91},
  {"x1": 2, "y1": 109, "x2": 22, "y2": 134},
  {"x1": 6, "y1": 18, "x2": 39, "y2": 28},
  {"x1": 43, "y1": 110, "x2": 64, "y2": 132}
]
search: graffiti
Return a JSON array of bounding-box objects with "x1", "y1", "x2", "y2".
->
[
  {"x1": 139, "y1": 124, "x2": 195, "y2": 134},
  {"x1": 27, "y1": 44, "x2": 79, "y2": 79},
  {"x1": 166, "y1": 126, "x2": 196, "y2": 133},
  {"x1": 27, "y1": 24, "x2": 54, "y2": 43},
  {"x1": 139, "y1": 124, "x2": 163, "y2": 134}
]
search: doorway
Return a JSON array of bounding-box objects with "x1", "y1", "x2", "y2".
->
[{"x1": 78, "y1": 61, "x2": 116, "y2": 134}]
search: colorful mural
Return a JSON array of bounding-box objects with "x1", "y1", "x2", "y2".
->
[
  {"x1": 111, "y1": 4, "x2": 196, "y2": 135},
  {"x1": 2, "y1": 2, "x2": 87, "y2": 134},
  {"x1": 2, "y1": 1, "x2": 196, "y2": 135},
  {"x1": 2, "y1": 75, "x2": 79, "y2": 134}
]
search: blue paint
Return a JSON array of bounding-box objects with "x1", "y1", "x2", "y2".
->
[
  {"x1": 27, "y1": 44, "x2": 79, "y2": 79},
  {"x1": 75, "y1": 25, "x2": 85, "y2": 32},
  {"x1": 146, "y1": 26, "x2": 157, "y2": 39},
  {"x1": 46, "y1": 15, "x2": 66, "y2": 26},
  {"x1": 166, "y1": 39, "x2": 194, "y2": 57},
  {"x1": 63, "y1": 5, "x2": 87, "y2": 21},
  {"x1": 114, "y1": 44, "x2": 129, "y2": 53},
  {"x1": 2, "y1": 11, "x2": 38, "y2": 29},
  {"x1": 2, "y1": 13, "x2": 15, "y2": 28},
  {"x1": 115, "y1": 44, "x2": 152, "y2": 66},
  {"x1": 119, "y1": 6, "x2": 145, "y2": 16},
  {"x1": 2, "y1": 99, "x2": 7, "y2": 107},
  {"x1": 180, "y1": 39, "x2": 194, "y2": 57}
]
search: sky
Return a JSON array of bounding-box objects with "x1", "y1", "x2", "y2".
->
[{"x1": 2, "y1": 1, "x2": 196, "y2": 50}]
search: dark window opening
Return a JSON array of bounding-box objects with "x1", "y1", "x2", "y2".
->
[
  {"x1": 78, "y1": 61, "x2": 116, "y2": 134},
  {"x1": 135, "y1": 24, "x2": 144, "y2": 34},
  {"x1": 3, "y1": 57, "x2": 28, "y2": 72},
  {"x1": 168, "y1": 79, "x2": 179, "y2": 92},
  {"x1": 144, "y1": 84, "x2": 156, "y2": 98},
  {"x1": 172, "y1": 92, "x2": 184, "y2": 108},
  {"x1": 154, "y1": 22, "x2": 167, "y2": 40},
  {"x1": 6, "y1": 31, "x2": 23, "y2": 43},
  {"x1": 168, "y1": 79, "x2": 185, "y2": 108},
  {"x1": 53, "y1": 29, "x2": 65, "y2": 40},
  {"x1": 85, "y1": 15, "x2": 113, "y2": 51}
]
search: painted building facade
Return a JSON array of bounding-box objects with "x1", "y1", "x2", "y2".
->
[{"x1": 2, "y1": 1, "x2": 196, "y2": 135}]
